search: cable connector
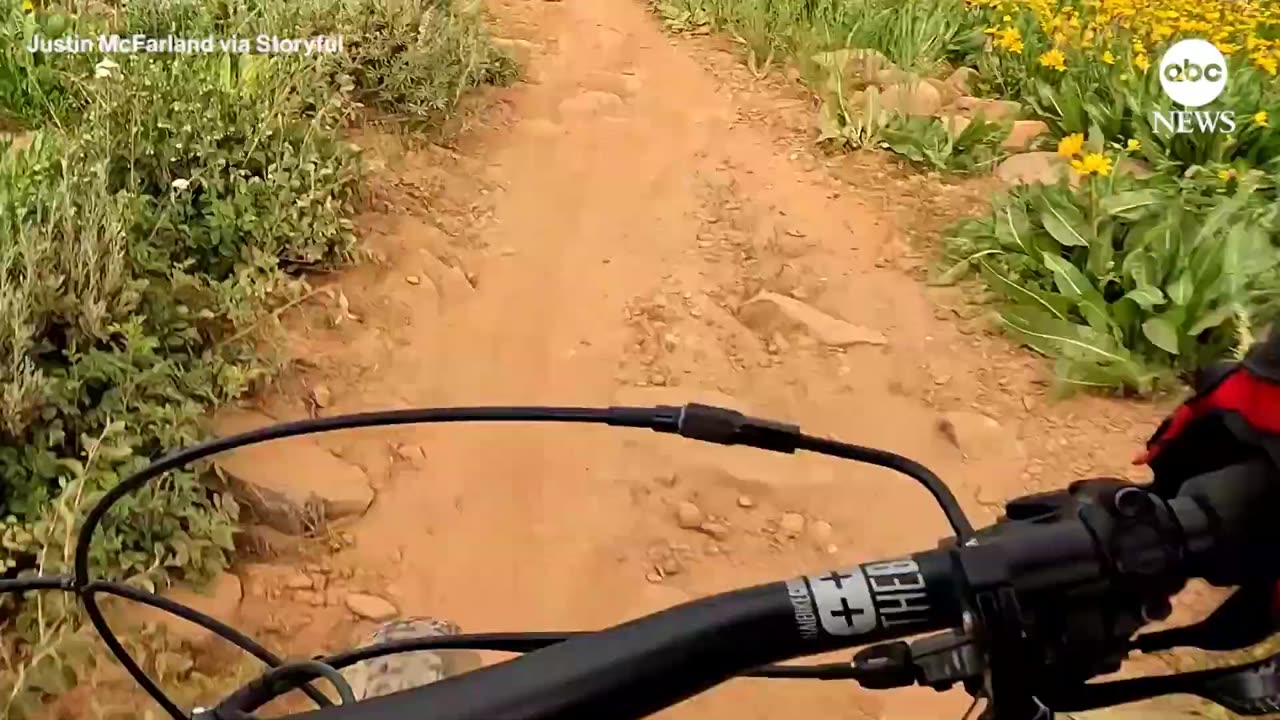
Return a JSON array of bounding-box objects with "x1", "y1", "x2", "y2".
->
[{"x1": 671, "y1": 403, "x2": 800, "y2": 453}]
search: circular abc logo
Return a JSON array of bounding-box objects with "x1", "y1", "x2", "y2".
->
[{"x1": 1158, "y1": 39, "x2": 1228, "y2": 107}]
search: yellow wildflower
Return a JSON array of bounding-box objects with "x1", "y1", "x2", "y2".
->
[
  {"x1": 1102, "y1": 50, "x2": 1116, "y2": 65},
  {"x1": 1071, "y1": 153, "x2": 1113, "y2": 176},
  {"x1": 1218, "y1": 169, "x2": 1236, "y2": 181},
  {"x1": 1134, "y1": 54, "x2": 1151, "y2": 72},
  {"x1": 1126, "y1": 138, "x2": 1141, "y2": 152},
  {"x1": 1058, "y1": 133, "x2": 1085, "y2": 158},
  {"x1": 22, "y1": 0, "x2": 33, "y2": 11},
  {"x1": 1039, "y1": 48, "x2": 1067, "y2": 71},
  {"x1": 1254, "y1": 111, "x2": 1270, "y2": 128},
  {"x1": 996, "y1": 27, "x2": 1025, "y2": 53}
]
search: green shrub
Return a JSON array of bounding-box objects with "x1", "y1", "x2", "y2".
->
[
  {"x1": 942, "y1": 156, "x2": 1280, "y2": 393},
  {"x1": 0, "y1": 0, "x2": 513, "y2": 713},
  {"x1": 654, "y1": 0, "x2": 986, "y2": 77},
  {"x1": 0, "y1": 2, "x2": 91, "y2": 126},
  {"x1": 120, "y1": 0, "x2": 518, "y2": 125},
  {"x1": 879, "y1": 115, "x2": 1010, "y2": 172}
]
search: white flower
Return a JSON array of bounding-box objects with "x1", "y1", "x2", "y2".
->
[
  {"x1": 93, "y1": 58, "x2": 119, "y2": 78},
  {"x1": 171, "y1": 178, "x2": 190, "y2": 190}
]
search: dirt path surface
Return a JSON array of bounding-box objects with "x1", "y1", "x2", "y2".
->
[{"x1": 200, "y1": 0, "x2": 1212, "y2": 718}]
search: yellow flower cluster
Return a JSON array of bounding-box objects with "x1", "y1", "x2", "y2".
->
[
  {"x1": 1057, "y1": 133, "x2": 1114, "y2": 176},
  {"x1": 969, "y1": 0, "x2": 1280, "y2": 76}
]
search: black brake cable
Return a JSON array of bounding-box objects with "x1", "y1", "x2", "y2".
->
[
  {"x1": 0, "y1": 403, "x2": 971, "y2": 720},
  {"x1": 216, "y1": 633, "x2": 871, "y2": 716},
  {"x1": 218, "y1": 629, "x2": 990, "y2": 713}
]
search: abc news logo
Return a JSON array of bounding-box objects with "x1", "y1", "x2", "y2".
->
[
  {"x1": 1153, "y1": 39, "x2": 1236, "y2": 134},
  {"x1": 1163, "y1": 59, "x2": 1225, "y2": 84}
]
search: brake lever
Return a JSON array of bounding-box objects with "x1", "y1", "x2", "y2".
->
[
  {"x1": 1131, "y1": 584, "x2": 1280, "y2": 653},
  {"x1": 851, "y1": 629, "x2": 985, "y2": 692},
  {"x1": 1042, "y1": 652, "x2": 1280, "y2": 715}
]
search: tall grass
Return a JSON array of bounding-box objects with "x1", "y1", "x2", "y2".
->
[{"x1": 656, "y1": 0, "x2": 986, "y2": 75}]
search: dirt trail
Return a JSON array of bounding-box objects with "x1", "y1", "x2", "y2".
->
[{"x1": 209, "y1": 0, "x2": 1208, "y2": 718}]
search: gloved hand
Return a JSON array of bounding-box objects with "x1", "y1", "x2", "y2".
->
[{"x1": 1135, "y1": 327, "x2": 1280, "y2": 498}]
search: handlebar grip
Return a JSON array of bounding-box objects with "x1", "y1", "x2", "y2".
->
[{"x1": 1176, "y1": 458, "x2": 1280, "y2": 586}]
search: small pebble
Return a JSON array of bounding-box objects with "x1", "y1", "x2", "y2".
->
[
  {"x1": 675, "y1": 501, "x2": 704, "y2": 529},
  {"x1": 779, "y1": 512, "x2": 806, "y2": 536},
  {"x1": 699, "y1": 521, "x2": 730, "y2": 540}
]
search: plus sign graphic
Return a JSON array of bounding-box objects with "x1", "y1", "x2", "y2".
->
[
  {"x1": 807, "y1": 567, "x2": 875, "y2": 635},
  {"x1": 818, "y1": 570, "x2": 853, "y2": 588},
  {"x1": 829, "y1": 596, "x2": 867, "y2": 626}
]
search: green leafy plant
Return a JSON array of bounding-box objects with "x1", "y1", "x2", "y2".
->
[
  {"x1": 817, "y1": 85, "x2": 893, "y2": 149},
  {"x1": 650, "y1": 0, "x2": 985, "y2": 79},
  {"x1": 0, "y1": 0, "x2": 514, "y2": 714},
  {"x1": 942, "y1": 163, "x2": 1280, "y2": 393},
  {"x1": 0, "y1": 2, "x2": 92, "y2": 127},
  {"x1": 880, "y1": 114, "x2": 1010, "y2": 172}
]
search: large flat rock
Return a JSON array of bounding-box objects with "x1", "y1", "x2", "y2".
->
[
  {"x1": 214, "y1": 409, "x2": 374, "y2": 535},
  {"x1": 738, "y1": 291, "x2": 887, "y2": 348}
]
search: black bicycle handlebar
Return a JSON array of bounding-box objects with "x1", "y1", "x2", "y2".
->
[
  {"x1": 282, "y1": 551, "x2": 965, "y2": 720},
  {"x1": 5, "y1": 402, "x2": 1280, "y2": 720},
  {"x1": 268, "y1": 459, "x2": 1276, "y2": 720}
]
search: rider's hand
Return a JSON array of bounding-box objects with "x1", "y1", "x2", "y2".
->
[{"x1": 1135, "y1": 327, "x2": 1280, "y2": 498}]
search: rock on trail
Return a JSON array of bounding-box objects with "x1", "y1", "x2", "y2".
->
[
  {"x1": 345, "y1": 593, "x2": 400, "y2": 621},
  {"x1": 737, "y1": 292, "x2": 887, "y2": 348},
  {"x1": 675, "y1": 500, "x2": 705, "y2": 529},
  {"x1": 215, "y1": 409, "x2": 375, "y2": 535}
]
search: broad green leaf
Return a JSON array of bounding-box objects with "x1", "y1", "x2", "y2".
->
[
  {"x1": 1142, "y1": 316, "x2": 1181, "y2": 355},
  {"x1": 932, "y1": 249, "x2": 1001, "y2": 285},
  {"x1": 1145, "y1": 213, "x2": 1181, "y2": 282},
  {"x1": 1122, "y1": 249, "x2": 1160, "y2": 289},
  {"x1": 1099, "y1": 189, "x2": 1164, "y2": 220},
  {"x1": 1040, "y1": 252, "x2": 1112, "y2": 333},
  {"x1": 1040, "y1": 253, "x2": 1091, "y2": 298},
  {"x1": 978, "y1": 260, "x2": 1071, "y2": 320},
  {"x1": 994, "y1": 202, "x2": 1034, "y2": 256},
  {"x1": 1086, "y1": 121, "x2": 1106, "y2": 154},
  {"x1": 816, "y1": 100, "x2": 845, "y2": 142},
  {"x1": 999, "y1": 305, "x2": 1132, "y2": 366},
  {"x1": 1087, "y1": 222, "x2": 1115, "y2": 278},
  {"x1": 1111, "y1": 297, "x2": 1140, "y2": 336},
  {"x1": 1167, "y1": 273, "x2": 1194, "y2": 306},
  {"x1": 1186, "y1": 304, "x2": 1237, "y2": 336},
  {"x1": 1037, "y1": 195, "x2": 1092, "y2": 247},
  {"x1": 1058, "y1": 356, "x2": 1151, "y2": 392},
  {"x1": 55, "y1": 458, "x2": 86, "y2": 478},
  {"x1": 1038, "y1": 79, "x2": 1067, "y2": 119},
  {"x1": 1123, "y1": 285, "x2": 1166, "y2": 310},
  {"x1": 1226, "y1": 223, "x2": 1280, "y2": 278}
]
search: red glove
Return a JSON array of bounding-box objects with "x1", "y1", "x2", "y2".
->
[{"x1": 1135, "y1": 329, "x2": 1280, "y2": 497}]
